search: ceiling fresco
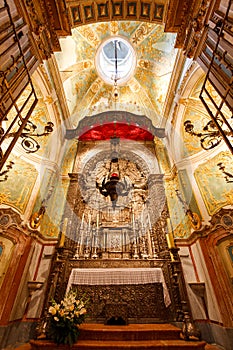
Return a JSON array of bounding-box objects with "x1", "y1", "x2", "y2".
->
[{"x1": 55, "y1": 21, "x2": 177, "y2": 128}]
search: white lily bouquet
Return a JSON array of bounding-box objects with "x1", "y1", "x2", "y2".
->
[{"x1": 46, "y1": 290, "x2": 88, "y2": 345}]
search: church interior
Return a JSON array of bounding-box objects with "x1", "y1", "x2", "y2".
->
[{"x1": 0, "y1": 0, "x2": 233, "y2": 349}]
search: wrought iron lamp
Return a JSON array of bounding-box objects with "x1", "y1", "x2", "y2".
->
[
  {"x1": 175, "y1": 189, "x2": 201, "y2": 230},
  {"x1": 30, "y1": 186, "x2": 54, "y2": 229},
  {"x1": 96, "y1": 137, "x2": 130, "y2": 208},
  {"x1": 217, "y1": 162, "x2": 233, "y2": 183},
  {"x1": 184, "y1": 119, "x2": 232, "y2": 151},
  {"x1": 5, "y1": 120, "x2": 54, "y2": 153}
]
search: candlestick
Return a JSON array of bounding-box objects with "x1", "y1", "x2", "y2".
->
[
  {"x1": 59, "y1": 218, "x2": 68, "y2": 247},
  {"x1": 132, "y1": 209, "x2": 135, "y2": 228},
  {"x1": 96, "y1": 212, "x2": 99, "y2": 230},
  {"x1": 166, "y1": 218, "x2": 175, "y2": 248},
  {"x1": 88, "y1": 213, "x2": 91, "y2": 233},
  {"x1": 141, "y1": 208, "x2": 144, "y2": 231},
  {"x1": 79, "y1": 234, "x2": 83, "y2": 257},
  {"x1": 147, "y1": 228, "x2": 153, "y2": 257},
  {"x1": 148, "y1": 212, "x2": 152, "y2": 230}
]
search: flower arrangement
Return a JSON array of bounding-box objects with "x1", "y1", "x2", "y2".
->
[{"x1": 46, "y1": 290, "x2": 88, "y2": 346}]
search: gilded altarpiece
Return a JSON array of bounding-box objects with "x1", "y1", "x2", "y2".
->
[{"x1": 45, "y1": 141, "x2": 190, "y2": 323}]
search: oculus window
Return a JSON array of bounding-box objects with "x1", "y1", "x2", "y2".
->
[{"x1": 95, "y1": 36, "x2": 136, "y2": 85}]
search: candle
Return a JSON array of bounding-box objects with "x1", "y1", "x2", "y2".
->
[
  {"x1": 96, "y1": 213, "x2": 99, "y2": 229},
  {"x1": 166, "y1": 232, "x2": 175, "y2": 249},
  {"x1": 59, "y1": 218, "x2": 68, "y2": 247},
  {"x1": 166, "y1": 218, "x2": 175, "y2": 248},
  {"x1": 88, "y1": 214, "x2": 91, "y2": 231},
  {"x1": 81, "y1": 213, "x2": 84, "y2": 229},
  {"x1": 148, "y1": 212, "x2": 152, "y2": 230},
  {"x1": 166, "y1": 218, "x2": 172, "y2": 234},
  {"x1": 141, "y1": 209, "x2": 144, "y2": 231}
]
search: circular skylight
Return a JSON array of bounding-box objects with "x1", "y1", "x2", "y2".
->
[{"x1": 95, "y1": 36, "x2": 136, "y2": 85}]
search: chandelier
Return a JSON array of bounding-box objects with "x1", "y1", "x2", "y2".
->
[{"x1": 96, "y1": 137, "x2": 130, "y2": 208}]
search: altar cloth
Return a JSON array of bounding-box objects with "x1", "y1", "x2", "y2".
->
[{"x1": 67, "y1": 268, "x2": 171, "y2": 307}]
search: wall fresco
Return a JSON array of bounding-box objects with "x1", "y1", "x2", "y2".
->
[
  {"x1": 164, "y1": 176, "x2": 192, "y2": 239},
  {"x1": 0, "y1": 157, "x2": 37, "y2": 214},
  {"x1": 34, "y1": 168, "x2": 70, "y2": 238},
  {"x1": 195, "y1": 151, "x2": 233, "y2": 215}
]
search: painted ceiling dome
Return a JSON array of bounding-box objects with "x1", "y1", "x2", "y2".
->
[
  {"x1": 55, "y1": 22, "x2": 178, "y2": 127},
  {"x1": 95, "y1": 36, "x2": 136, "y2": 85}
]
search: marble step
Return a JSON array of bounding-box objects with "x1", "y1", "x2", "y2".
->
[
  {"x1": 30, "y1": 339, "x2": 207, "y2": 350},
  {"x1": 30, "y1": 323, "x2": 206, "y2": 350},
  {"x1": 78, "y1": 323, "x2": 182, "y2": 341}
]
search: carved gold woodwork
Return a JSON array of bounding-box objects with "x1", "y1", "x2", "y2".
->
[
  {"x1": 16, "y1": 0, "x2": 71, "y2": 61},
  {"x1": 66, "y1": 1, "x2": 166, "y2": 27}
]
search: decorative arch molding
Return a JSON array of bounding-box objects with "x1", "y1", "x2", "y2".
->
[
  {"x1": 0, "y1": 206, "x2": 57, "y2": 325},
  {"x1": 176, "y1": 208, "x2": 233, "y2": 327},
  {"x1": 198, "y1": 208, "x2": 233, "y2": 327},
  {"x1": 171, "y1": 64, "x2": 206, "y2": 162},
  {"x1": 0, "y1": 208, "x2": 26, "y2": 245},
  {"x1": 0, "y1": 207, "x2": 33, "y2": 323},
  {"x1": 66, "y1": 111, "x2": 165, "y2": 141}
]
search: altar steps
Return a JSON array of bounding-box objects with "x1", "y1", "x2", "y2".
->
[
  {"x1": 75, "y1": 323, "x2": 206, "y2": 349},
  {"x1": 30, "y1": 323, "x2": 207, "y2": 350},
  {"x1": 78, "y1": 323, "x2": 182, "y2": 341}
]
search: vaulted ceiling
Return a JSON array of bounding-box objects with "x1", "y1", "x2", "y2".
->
[{"x1": 55, "y1": 21, "x2": 177, "y2": 129}]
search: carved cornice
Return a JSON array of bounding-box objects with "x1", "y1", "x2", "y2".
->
[
  {"x1": 66, "y1": 0, "x2": 167, "y2": 27},
  {"x1": 183, "y1": 0, "x2": 211, "y2": 58},
  {"x1": 16, "y1": 0, "x2": 71, "y2": 61},
  {"x1": 165, "y1": 0, "x2": 192, "y2": 34},
  {"x1": 165, "y1": 0, "x2": 216, "y2": 52},
  {"x1": 16, "y1": 0, "x2": 217, "y2": 62}
]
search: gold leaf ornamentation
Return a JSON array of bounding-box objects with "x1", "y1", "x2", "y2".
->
[{"x1": 131, "y1": 23, "x2": 154, "y2": 45}]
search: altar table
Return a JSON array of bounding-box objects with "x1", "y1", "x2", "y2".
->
[{"x1": 67, "y1": 268, "x2": 171, "y2": 307}]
